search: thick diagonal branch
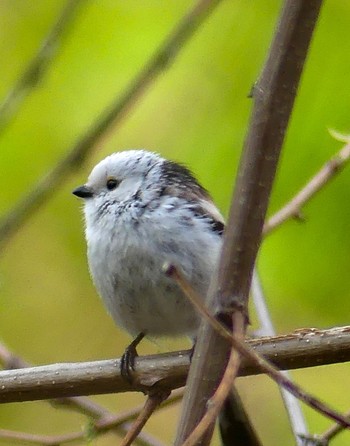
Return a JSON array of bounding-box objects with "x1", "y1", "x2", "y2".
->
[{"x1": 174, "y1": 2, "x2": 323, "y2": 445}]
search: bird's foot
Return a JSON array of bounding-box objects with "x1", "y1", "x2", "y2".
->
[{"x1": 120, "y1": 332, "x2": 145, "y2": 383}]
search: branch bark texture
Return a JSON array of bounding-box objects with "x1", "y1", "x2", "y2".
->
[
  {"x1": 0, "y1": 326, "x2": 348, "y2": 404},
  {"x1": 174, "y1": 2, "x2": 323, "y2": 445}
]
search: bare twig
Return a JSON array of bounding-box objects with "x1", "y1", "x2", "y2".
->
[
  {"x1": 49, "y1": 390, "x2": 181, "y2": 446},
  {"x1": 0, "y1": 0, "x2": 222, "y2": 252},
  {"x1": 0, "y1": 389, "x2": 183, "y2": 445},
  {"x1": 317, "y1": 409, "x2": 350, "y2": 444},
  {"x1": 0, "y1": 430, "x2": 56, "y2": 446},
  {"x1": 174, "y1": 2, "x2": 324, "y2": 445},
  {"x1": 168, "y1": 266, "x2": 350, "y2": 430},
  {"x1": 122, "y1": 426, "x2": 167, "y2": 446},
  {"x1": 52, "y1": 396, "x2": 112, "y2": 420},
  {"x1": 264, "y1": 142, "x2": 350, "y2": 235},
  {"x1": 71, "y1": 390, "x2": 181, "y2": 445},
  {"x1": 0, "y1": 0, "x2": 84, "y2": 134},
  {"x1": 252, "y1": 271, "x2": 309, "y2": 445},
  {"x1": 1, "y1": 326, "x2": 350, "y2": 403},
  {"x1": 242, "y1": 337, "x2": 350, "y2": 430},
  {"x1": 120, "y1": 391, "x2": 170, "y2": 446}
]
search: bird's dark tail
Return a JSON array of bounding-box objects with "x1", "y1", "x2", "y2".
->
[{"x1": 219, "y1": 388, "x2": 262, "y2": 446}]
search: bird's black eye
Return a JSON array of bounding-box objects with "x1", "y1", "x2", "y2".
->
[{"x1": 106, "y1": 178, "x2": 120, "y2": 190}]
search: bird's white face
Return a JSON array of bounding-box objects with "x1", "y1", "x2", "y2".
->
[{"x1": 73, "y1": 150, "x2": 162, "y2": 220}]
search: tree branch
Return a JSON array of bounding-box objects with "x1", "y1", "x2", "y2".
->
[
  {"x1": 0, "y1": 0, "x2": 84, "y2": 134},
  {"x1": 0, "y1": 0, "x2": 222, "y2": 252},
  {"x1": 318, "y1": 409, "x2": 350, "y2": 443},
  {"x1": 119, "y1": 391, "x2": 170, "y2": 446},
  {"x1": 174, "y1": 2, "x2": 323, "y2": 445},
  {"x1": 0, "y1": 326, "x2": 349, "y2": 404},
  {"x1": 264, "y1": 141, "x2": 350, "y2": 235}
]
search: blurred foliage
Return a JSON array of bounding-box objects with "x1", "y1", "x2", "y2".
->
[{"x1": 0, "y1": 1, "x2": 349, "y2": 445}]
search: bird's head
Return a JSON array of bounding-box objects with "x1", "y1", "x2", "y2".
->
[{"x1": 72, "y1": 150, "x2": 163, "y2": 216}]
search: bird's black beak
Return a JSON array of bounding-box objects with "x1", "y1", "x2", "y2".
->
[{"x1": 72, "y1": 185, "x2": 94, "y2": 199}]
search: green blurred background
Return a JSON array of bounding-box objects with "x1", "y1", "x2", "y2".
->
[{"x1": 0, "y1": 1, "x2": 349, "y2": 445}]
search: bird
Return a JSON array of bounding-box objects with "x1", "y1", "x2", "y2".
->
[
  {"x1": 73, "y1": 149, "x2": 224, "y2": 343},
  {"x1": 73, "y1": 149, "x2": 261, "y2": 446}
]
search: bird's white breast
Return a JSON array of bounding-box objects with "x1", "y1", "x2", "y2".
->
[{"x1": 84, "y1": 196, "x2": 222, "y2": 338}]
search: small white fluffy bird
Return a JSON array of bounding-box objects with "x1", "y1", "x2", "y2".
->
[{"x1": 73, "y1": 150, "x2": 224, "y2": 344}]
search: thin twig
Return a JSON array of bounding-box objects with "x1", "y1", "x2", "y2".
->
[
  {"x1": 318, "y1": 409, "x2": 350, "y2": 443},
  {"x1": 241, "y1": 341, "x2": 349, "y2": 431},
  {"x1": 264, "y1": 142, "x2": 350, "y2": 235},
  {"x1": 121, "y1": 424, "x2": 167, "y2": 446},
  {"x1": 0, "y1": 0, "x2": 222, "y2": 252},
  {"x1": 120, "y1": 391, "x2": 170, "y2": 446},
  {"x1": 0, "y1": 390, "x2": 183, "y2": 446},
  {"x1": 167, "y1": 265, "x2": 350, "y2": 430},
  {"x1": 46, "y1": 390, "x2": 181, "y2": 446},
  {"x1": 0, "y1": 430, "x2": 57, "y2": 446},
  {"x1": 0, "y1": 0, "x2": 84, "y2": 134},
  {"x1": 297, "y1": 435, "x2": 328, "y2": 446},
  {"x1": 252, "y1": 271, "x2": 309, "y2": 445}
]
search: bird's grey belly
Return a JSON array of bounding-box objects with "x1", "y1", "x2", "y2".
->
[
  {"x1": 87, "y1": 212, "x2": 221, "y2": 338},
  {"x1": 89, "y1": 246, "x2": 201, "y2": 337}
]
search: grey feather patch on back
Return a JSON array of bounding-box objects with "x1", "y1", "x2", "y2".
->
[
  {"x1": 189, "y1": 201, "x2": 225, "y2": 236},
  {"x1": 159, "y1": 159, "x2": 225, "y2": 236}
]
